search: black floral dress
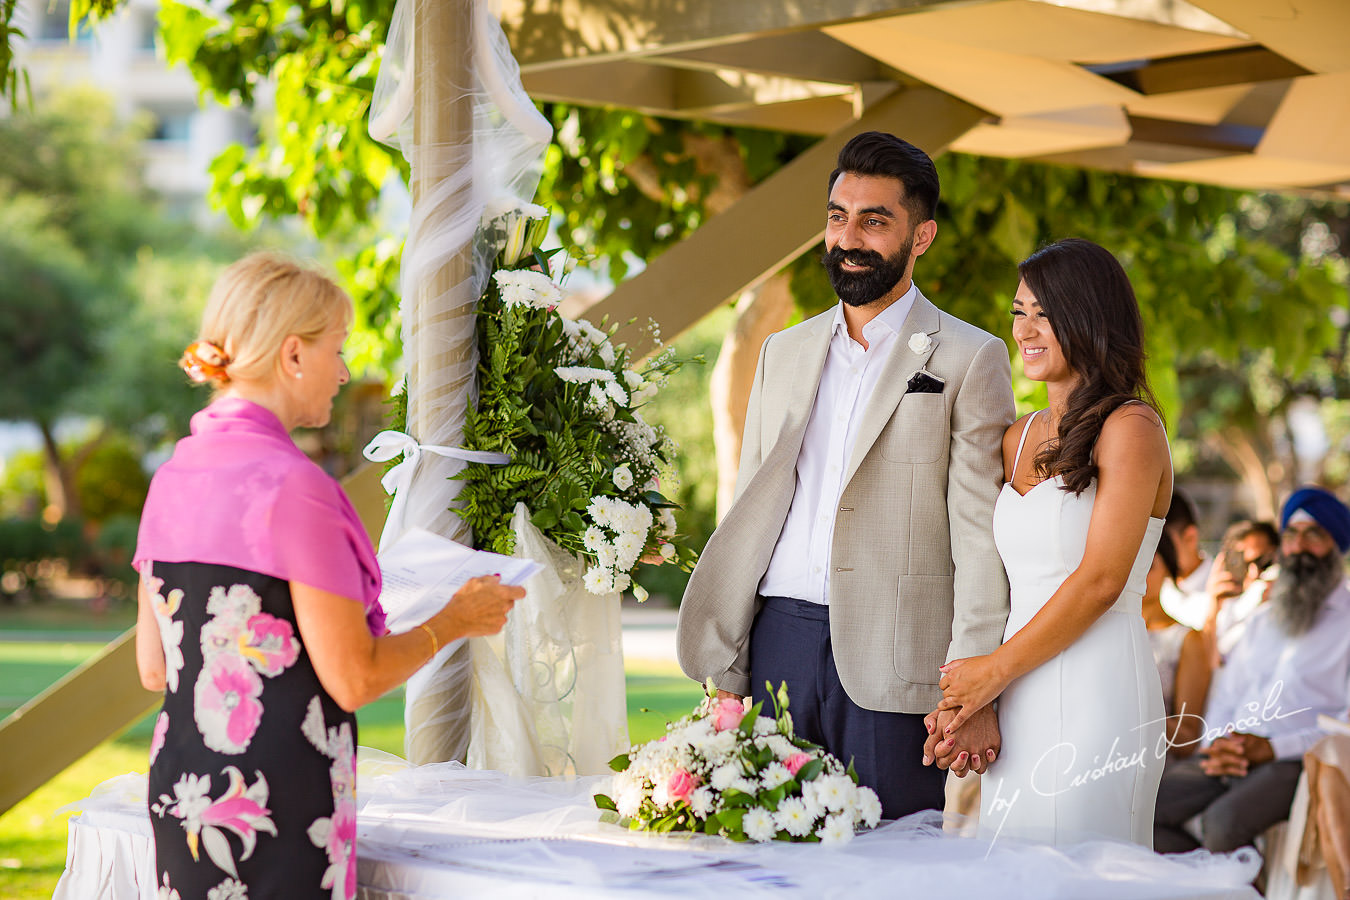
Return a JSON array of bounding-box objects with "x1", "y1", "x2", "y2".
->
[{"x1": 144, "y1": 561, "x2": 358, "y2": 900}]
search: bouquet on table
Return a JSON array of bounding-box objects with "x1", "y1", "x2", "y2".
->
[
  {"x1": 595, "y1": 684, "x2": 882, "y2": 844},
  {"x1": 454, "y1": 199, "x2": 698, "y2": 598}
]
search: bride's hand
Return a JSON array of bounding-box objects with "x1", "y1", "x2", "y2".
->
[{"x1": 936, "y1": 654, "x2": 1010, "y2": 732}]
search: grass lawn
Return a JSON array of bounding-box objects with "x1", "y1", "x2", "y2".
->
[{"x1": 0, "y1": 639, "x2": 701, "y2": 900}]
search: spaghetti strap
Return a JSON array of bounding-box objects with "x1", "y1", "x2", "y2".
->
[{"x1": 1011, "y1": 410, "x2": 1040, "y2": 476}]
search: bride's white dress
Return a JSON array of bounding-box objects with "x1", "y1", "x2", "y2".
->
[{"x1": 980, "y1": 415, "x2": 1167, "y2": 846}]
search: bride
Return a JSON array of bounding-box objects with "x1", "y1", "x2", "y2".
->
[{"x1": 934, "y1": 237, "x2": 1171, "y2": 846}]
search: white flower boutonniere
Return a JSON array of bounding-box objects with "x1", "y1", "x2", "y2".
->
[{"x1": 908, "y1": 332, "x2": 933, "y2": 355}]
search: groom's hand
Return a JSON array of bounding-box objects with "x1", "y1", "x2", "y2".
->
[{"x1": 923, "y1": 705, "x2": 1000, "y2": 777}]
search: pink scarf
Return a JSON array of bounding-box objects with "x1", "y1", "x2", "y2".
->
[{"x1": 134, "y1": 397, "x2": 386, "y2": 635}]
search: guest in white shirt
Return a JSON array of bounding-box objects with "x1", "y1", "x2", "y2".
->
[
  {"x1": 1159, "y1": 489, "x2": 1212, "y2": 629},
  {"x1": 1203, "y1": 519, "x2": 1279, "y2": 660},
  {"x1": 1155, "y1": 486, "x2": 1350, "y2": 853}
]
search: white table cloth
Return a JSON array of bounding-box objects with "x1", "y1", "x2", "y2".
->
[{"x1": 56, "y1": 755, "x2": 1263, "y2": 899}]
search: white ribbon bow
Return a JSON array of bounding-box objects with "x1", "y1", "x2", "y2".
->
[{"x1": 362, "y1": 430, "x2": 510, "y2": 551}]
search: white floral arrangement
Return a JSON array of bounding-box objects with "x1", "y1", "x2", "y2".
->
[
  {"x1": 450, "y1": 200, "x2": 697, "y2": 597},
  {"x1": 595, "y1": 684, "x2": 882, "y2": 844}
]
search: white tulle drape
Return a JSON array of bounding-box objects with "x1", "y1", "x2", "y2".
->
[
  {"x1": 466, "y1": 505, "x2": 629, "y2": 776},
  {"x1": 368, "y1": 0, "x2": 552, "y2": 765}
]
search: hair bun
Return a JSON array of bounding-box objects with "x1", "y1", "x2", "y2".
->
[{"x1": 180, "y1": 340, "x2": 232, "y2": 384}]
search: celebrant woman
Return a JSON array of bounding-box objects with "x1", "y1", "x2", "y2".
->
[{"x1": 133, "y1": 252, "x2": 523, "y2": 900}]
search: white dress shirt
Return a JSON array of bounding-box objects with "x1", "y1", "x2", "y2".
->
[
  {"x1": 758, "y1": 285, "x2": 917, "y2": 604},
  {"x1": 1160, "y1": 552, "x2": 1210, "y2": 629},
  {"x1": 1202, "y1": 579, "x2": 1350, "y2": 760}
]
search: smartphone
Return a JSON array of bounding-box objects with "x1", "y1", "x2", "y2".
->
[{"x1": 1223, "y1": 550, "x2": 1248, "y2": 584}]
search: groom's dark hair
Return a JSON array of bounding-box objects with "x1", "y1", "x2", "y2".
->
[{"x1": 829, "y1": 131, "x2": 939, "y2": 223}]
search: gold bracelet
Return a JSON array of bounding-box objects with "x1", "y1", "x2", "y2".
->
[{"x1": 419, "y1": 622, "x2": 439, "y2": 657}]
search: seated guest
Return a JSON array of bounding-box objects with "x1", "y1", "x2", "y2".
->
[
  {"x1": 1160, "y1": 489, "x2": 1211, "y2": 629},
  {"x1": 1142, "y1": 536, "x2": 1211, "y2": 756},
  {"x1": 1205, "y1": 519, "x2": 1280, "y2": 658},
  {"x1": 1154, "y1": 487, "x2": 1350, "y2": 854}
]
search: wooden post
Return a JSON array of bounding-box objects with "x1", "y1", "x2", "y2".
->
[{"x1": 402, "y1": 0, "x2": 479, "y2": 766}]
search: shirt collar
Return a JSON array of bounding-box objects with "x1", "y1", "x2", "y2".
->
[{"x1": 831, "y1": 282, "x2": 919, "y2": 342}]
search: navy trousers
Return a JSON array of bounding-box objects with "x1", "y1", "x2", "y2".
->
[{"x1": 749, "y1": 596, "x2": 945, "y2": 821}]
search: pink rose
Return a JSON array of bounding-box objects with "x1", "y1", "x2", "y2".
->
[
  {"x1": 666, "y1": 768, "x2": 699, "y2": 803},
  {"x1": 783, "y1": 752, "x2": 813, "y2": 776},
  {"x1": 712, "y1": 697, "x2": 745, "y2": 732}
]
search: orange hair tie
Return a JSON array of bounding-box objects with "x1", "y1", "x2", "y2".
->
[{"x1": 180, "y1": 340, "x2": 231, "y2": 384}]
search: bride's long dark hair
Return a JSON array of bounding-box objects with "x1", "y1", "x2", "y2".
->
[{"x1": 1020, "y1": 238, "x2": 1162, "y2": 495}]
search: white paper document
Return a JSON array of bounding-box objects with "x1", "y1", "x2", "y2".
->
[{"x1": 377, "y1": 527, "x2": 542, "y2": 632}]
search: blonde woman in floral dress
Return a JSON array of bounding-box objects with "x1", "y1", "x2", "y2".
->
[{"x1": 134, "y1": 253, "x2": 521, "y2": 900}]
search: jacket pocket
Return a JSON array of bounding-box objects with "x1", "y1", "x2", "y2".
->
[
  {"x1": 893, "y1": 574, "x2": 954, "y2": 685},
  {"x1": 877, "y1": 394, "x2": 946, "y2": 464}
]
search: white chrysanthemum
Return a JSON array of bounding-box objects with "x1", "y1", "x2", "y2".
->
[
  {"x1": 597, "y1": 340, "x2": 616, "y2": 367},
  {"x1": 709, "y1": 763, "x2": 741, "y2": 792},
  {"x1": 595, "y1": 543, "x2": 618, "y2": 572},
  {"x1": 689, "y1": 786, "x2": 715, "y2": 818},
  {"x1": 605, "y1": 379, "x2": 630, "y2": 406},
  {"x1": 613, "y1": 573, "x2": 632, "y2": 592},
  {"x1": 582, "y1": 526, "x2": 605, "y2": 552},
  {"x1": 814, "y1": 774, "x2": 855, "y2": 813},
  {"x1": 818, "y1": 813, "x2": 855, "y2": 846},
  {"x1": 743, "y1": 807, "x2": 778, "y2": 842},
  {"x1": 495, "y1": 269, "x2": 562, "y2": 310},
  {"x1": 586, "y1": 383, "x2": 614, "y2": 420},
  {"x1": 765, "y1": 735, "x2": 796, "y2": 759},
  {"x1": 774, "y1": 797, "x2": 815, "y2": 837},
  {"x1": 759, "y1": 762, "x2": 793, "y2": 789},
  {"x1": 658, "y1": 508, "x2": 677, "y2": 538},
  {"x1": 856, "y1": 787, "x2": 882, "y2": 828},
  {"x1": 731, "y1": 776, "x2": 758, "y2": 795},
  {"x1": 752, "y1": 716, "x2": 777, "y2": 737},
  {"x1": 622, "y1": 369, "x2": 644, "y2": 390},
  {"x1": 651, "y1": 781, "x2": 671, "y2": 809},
  {"x1": 555, "y1": 365, "x2": 615, "y2": 384},
  {"x1": 613, "y1": 464, "x2": 634, "y2": 490},
  {"x1": 614, "y1": 532, "x2": 645, "y2": 569},
  {"x1": 583, "y1": 567, "x2": 613, "y2": 594}
]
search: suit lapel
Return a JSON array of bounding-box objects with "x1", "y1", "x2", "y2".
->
[
  {"x1": 769, "y1": 311, "x2": 833, "y2": 447},
  {"x1": 844, "y1": 292, "x2": 942, "y2": 484}
]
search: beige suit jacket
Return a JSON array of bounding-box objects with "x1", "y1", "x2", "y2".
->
[{"x1": 676, "y1": 292, "x2": 1014, "y2": 713}]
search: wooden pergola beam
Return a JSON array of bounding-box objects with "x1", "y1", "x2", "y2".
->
[
  {"x1": 588, "y1": 87, "x2": 986, "y2": 358},
  {"x1": 499, "y1": 0, "x2": 940, "y2": 72}
]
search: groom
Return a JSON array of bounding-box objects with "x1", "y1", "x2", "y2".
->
[{"x1": 676, "y1": 132, "x2": 1013, "y2": 819}]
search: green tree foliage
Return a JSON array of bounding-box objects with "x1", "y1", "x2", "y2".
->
[{"x1": 0, "y1": 90, "x2": 229, "y2": 522}]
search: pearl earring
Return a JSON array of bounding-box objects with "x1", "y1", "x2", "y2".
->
[{"x1": 295, "y1": 372, "x2": 303, "y2": 379}]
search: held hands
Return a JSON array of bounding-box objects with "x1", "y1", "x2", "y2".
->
[
  {"x1": 923, "y1": 704, "x2": 1000, "y2": 776},
  {"x1": 440, "y1": 575, "x2": 524, "y2": 639},
  {"x1": 1200, "y1": 732, "x2": 1275, "y2": 777},
  {"x1": 934, "y1": 653, "x2": 1011, "y2": 732}
]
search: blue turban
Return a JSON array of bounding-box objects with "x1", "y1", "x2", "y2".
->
[{"x1": 1281, "y1": 486, "x2": 1350, "y2": 554}]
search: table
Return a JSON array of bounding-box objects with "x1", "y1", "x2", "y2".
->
[{"x1": 55, "y1": 757, "x2": 1264, "y2": 899}]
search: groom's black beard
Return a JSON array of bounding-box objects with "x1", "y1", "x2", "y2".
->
[
  {"x1": 1268, "y1": 549, "x2": 1343, "y2": 637},
  {"x1": 822, "y1": 238, "x2": 913, "y2": 308}
]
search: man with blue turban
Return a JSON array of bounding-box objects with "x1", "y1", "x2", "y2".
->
[{"x1": 1155, "y1": 486, "x2": 1350, "y2": 854}]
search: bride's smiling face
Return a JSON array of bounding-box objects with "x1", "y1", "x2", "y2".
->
[{"x1": 1011, "y1": 280, "x2": 1072, "y2": 384}]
